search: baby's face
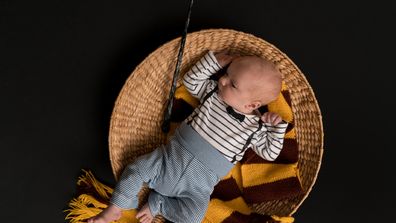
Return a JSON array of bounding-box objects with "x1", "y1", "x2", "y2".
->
[{"x1": 217, "y1": 57, "x2": 280, "y2": 114}]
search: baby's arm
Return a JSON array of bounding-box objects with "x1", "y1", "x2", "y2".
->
[
  {"x1": 252, "y1": 112, "x2": 289, "y2": 161},
  {"x1": 182, "y1": 51, "x2": 223, "y2": 101}
]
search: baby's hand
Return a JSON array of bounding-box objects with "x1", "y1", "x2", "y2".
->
[
  {"x1": 260, "y1": 112, "x2": 283, "y2": 125},
  {"x1": 214, "y1": 50, "x2": 239, "y2": 67}
]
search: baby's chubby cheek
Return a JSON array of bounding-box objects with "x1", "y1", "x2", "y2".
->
[
  {"x1": 218, "y1": 87, "x2": 226, "y2": 101},
  {"x1": 218, "y1": 93, "x2": 232, "y2": 107}
]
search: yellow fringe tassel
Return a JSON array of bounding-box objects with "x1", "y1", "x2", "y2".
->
[
  {"x1": 64, "y1": 170, "x2": 139, "y2": 223},
  {"x1": 77, "y1": 169, "x2": 113, "y2": 200}
]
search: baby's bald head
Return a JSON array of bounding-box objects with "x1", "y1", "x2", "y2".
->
[{"x1": 228, "y1": 55, "x2": 282, "y2": 105}]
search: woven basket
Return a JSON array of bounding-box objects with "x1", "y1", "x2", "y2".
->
[{"x1": 108, "y1": 29, "x2": 323, "y2": 220}]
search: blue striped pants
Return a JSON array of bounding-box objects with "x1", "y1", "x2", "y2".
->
[{"x1": 110, "y1": 122, "x2": 233, "y2": 223}]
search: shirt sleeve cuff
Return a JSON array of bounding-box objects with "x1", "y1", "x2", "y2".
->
[
  {"x1": 264, "y1": 120, "x2": 288, "y2": 127},
  {"x1": 207, "y1": 50, "x2": 223, "y2": 70},
  {"x1": 109, "y1": 191, "x2": 138, "y2": 210},
  {"x1": 277, "y1": 120, "x2": 289, "y2": 128}
]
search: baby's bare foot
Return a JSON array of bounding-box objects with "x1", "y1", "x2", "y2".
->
[
  {"x1": 136, "y1": 203, "x2": 153, "y2": 223},
  {"x1": 87, "y1": 204, "x2": 122, "y2": 223}
]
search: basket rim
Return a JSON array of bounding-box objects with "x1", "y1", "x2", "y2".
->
[{"x1": 108, "y1": 28, "x2": 324, "y2": 215}]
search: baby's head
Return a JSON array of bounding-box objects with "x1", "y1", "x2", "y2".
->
[{"x1": 218, "y1": 55, "x2": 282, "y2": 115}]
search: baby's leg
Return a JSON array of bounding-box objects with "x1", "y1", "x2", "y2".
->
[
  {"x1": 111, "y1": 145, "x2": 169, "y2": 209},
  {"x1": 87, "y1": 147, "x2": 166, "y2": 222},
  {"x1": 148, "y1": 190, "x2": 209, "y2": 223}
]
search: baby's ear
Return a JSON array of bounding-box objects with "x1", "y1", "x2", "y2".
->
[{"x1": 247, "y1": 101, "x2": 261, "y2": 110}]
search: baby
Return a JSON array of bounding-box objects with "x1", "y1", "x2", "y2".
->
[{"x1": 87, "y1": 50, "x2": 288, "y2": 223}]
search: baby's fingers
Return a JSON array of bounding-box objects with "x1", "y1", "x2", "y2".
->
[
  {"x1": 267, "y1": 113, "x2": 278, "y2": 124},
  {"x1": 260, "y1": 112, "x2": 270, "y2": 123},
  {"x1": 272, "y1": 115, "x2": 283, "y2": 125},
  {"x1": 261, "y1": 112, "x2": 282, "y2": 125},
  {"x1": 214, "y1": 50, "x2": 238, "y2": 67}
]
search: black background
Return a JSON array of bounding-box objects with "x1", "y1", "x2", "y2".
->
[{"x1": 1, "y1": 0, "x2": 396, "y2": 222}]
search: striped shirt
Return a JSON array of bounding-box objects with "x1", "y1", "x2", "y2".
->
[{"x1": 183, "y1": 51, "x2": 289, "y2": 164}]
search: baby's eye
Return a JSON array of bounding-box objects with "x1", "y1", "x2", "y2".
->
[{"x1": 231, "y1": 82, "x2": 237, "y2": 88}]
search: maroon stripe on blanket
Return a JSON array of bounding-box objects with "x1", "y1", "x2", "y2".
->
[
  {"x1": 222, "y1": 211, "x2": 250, "y2": 223},
  {"x1": 250, "y1": 213, "x2": 276, "y2": 223},
  {"x1": 240, "y1": 138, "x2": 298, "y2": 165},
  {"x1": 211, "y1": 177, "x2": 242, "y2": 201},
  {"x1": 242, "y1": 177, "x2": 303, "y2": 203},
  {"x1": 170, "y1": 99, "x2": 194, "y2": 122},
  {"x1": 239, "y1": 149, "x2": 266, "y2": 164},
  {"x1": 275, "y1": 138, "x2": 298, "y2": 164},
  {"x1": 222, "y1": 212, "x2": 273, "y2": 223},
  {"x1": 281, "y1": 89, "x2": 294, "y2": 134},
  {"x1": 285, "y1": 122, "x2": 294, "y2": 134},
  {"x1": 282, "y1": 89, "x2": 292, "y2": 107}
]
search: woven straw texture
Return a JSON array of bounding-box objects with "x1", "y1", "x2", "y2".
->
[{"x1": 108, "y1": 29, "x2": 323, "y2": 220}]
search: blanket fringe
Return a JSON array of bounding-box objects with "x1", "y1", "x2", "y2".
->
[
  {"x1": 65, "y1": 170, "x2": 112, "y2": 223},
  {"x1": 77, "y1": 169, "x2": 113, "y2": 199},
  {"x1": 65, "y1": 170, "x2": 141, "y2": 223}
]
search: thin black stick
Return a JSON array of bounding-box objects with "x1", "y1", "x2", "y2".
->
[{"x1": 162, "y1": 0, "x2": 194, "y2": 133}]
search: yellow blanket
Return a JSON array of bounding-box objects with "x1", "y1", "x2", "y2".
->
[{"x1": 65, "y1": 83, "x2": 303, "y2": 223}]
